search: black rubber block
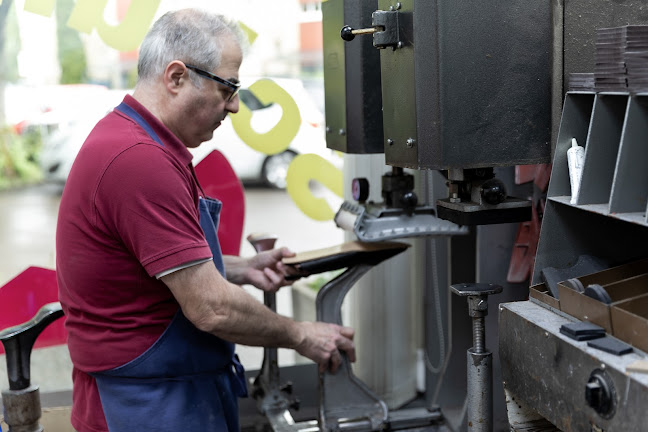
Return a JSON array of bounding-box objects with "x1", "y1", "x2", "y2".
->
[{"x1": 587, "y1": 337, "x2": 634, "y2": 355}]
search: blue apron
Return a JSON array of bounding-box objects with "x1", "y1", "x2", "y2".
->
[{"x1": 90, "y1": 103, "x2": 248, "y2": 432}]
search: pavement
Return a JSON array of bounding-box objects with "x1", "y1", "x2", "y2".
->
[{"x1": 0, "y1": 182, "x2": 344, "y2": 393}]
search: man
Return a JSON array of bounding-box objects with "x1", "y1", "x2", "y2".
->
[{"x1": 56, "y1": 8, "x2": 355, "y2": 432}]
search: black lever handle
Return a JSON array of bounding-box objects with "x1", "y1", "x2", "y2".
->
[
  {"x1": 341, "y1": 8, "x2": 402, "y2": 49},
  {"x1": 340, "y1": 25, "x2": 380, "y2": 41},
  {"x1": 0, "y1": 302, "x2": 64, "y2": 390}
]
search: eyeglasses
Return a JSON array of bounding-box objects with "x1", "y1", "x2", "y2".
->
[{"x1": 184, "y1": 64, "x2": 241, "y2": 102}]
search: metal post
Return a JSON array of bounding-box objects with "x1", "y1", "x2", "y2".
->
[{"x1": 450, "y1": 283, "x2": 502, "y2": 432}]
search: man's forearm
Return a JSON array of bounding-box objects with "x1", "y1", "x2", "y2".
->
[
  {"x1": 162, "y1": 260, "x2": 302, "y2": 348},
  {"x1": 222, "y1": 255, "x2": 250, "y2": 286}
]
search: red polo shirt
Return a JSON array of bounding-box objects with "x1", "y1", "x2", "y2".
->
[{"x1": 56, "y1": 95, "x2": 213, "y2": 431}]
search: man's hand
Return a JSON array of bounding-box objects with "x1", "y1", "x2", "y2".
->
[
  {"x1": 294, "y1": 321, "x2": 356, "y2": 373},
  {"x1": 224, "y1": 247, "x2": 300, "y2": 292}
]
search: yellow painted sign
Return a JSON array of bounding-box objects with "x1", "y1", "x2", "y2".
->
[
  {"x1": 231, "y1": 79, "x2": 300, "y2": 156},
  {"x1": 24, "y1": 0, "x2": 55, "y2": 15},
  {"x1": 286, "y1": 154, "x2": 343, "y2": 221},
  {"x1": 238, "y1": 22, "x2": 258, "y2": 46},
  {"x1": 23, "y1": 0, "x2": 256, "y2": 54},
  {"x1": 67, "y1": 0, "x2": 161, "y2": 52}
]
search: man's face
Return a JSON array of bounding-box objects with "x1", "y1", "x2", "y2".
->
[{"x1": 178, "y1": 38, "x2": 243, "y2": 148}]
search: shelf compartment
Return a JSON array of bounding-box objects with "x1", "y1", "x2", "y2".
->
[
  {"x1": 576, "y1": 93, "x2": 629, "y2": 206},
  {"x1": 533, "y1": 200, "x2": 648, "y2": 284},
  {"x1": 609, "y1": 95, "x2": 648, "y2": 223},
  {"x1": 547, "y1": 92, "x2": 595, "y2": 198},
  {"x1": 549, "y1": 196, "x2": 647, "y2": 228}
]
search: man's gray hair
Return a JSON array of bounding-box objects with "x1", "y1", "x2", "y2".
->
[{"x1": 137, "y1": 9, "x2": 247, "y2": 86}]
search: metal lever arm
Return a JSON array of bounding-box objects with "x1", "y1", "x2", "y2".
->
[
  {"x1": 317, "y1": 265, "x2": 388, "y2": 431},
  {"x1": 0, "y1": 302, "x2": 64, "y2": 390},
  {"x1": 247, "y1": 234, "x2": 300, "y2": 414},
  {"x1": 315, "y1": 243, "x2": 409, "y2": 430}
]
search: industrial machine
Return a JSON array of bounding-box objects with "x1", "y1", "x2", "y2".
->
[
  {"x1": 241, "y1": 0, "x2": 648, "y2": 431},
  {"x1": 3, "y1": 1, "x2": 648, "y2": 432}
]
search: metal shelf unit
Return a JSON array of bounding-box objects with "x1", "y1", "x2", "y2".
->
[
  {"x1": 501, "y1": 91, "x2": 648, "y2": 431},
  {"x1": 532, "y1": 92, "x2": 648, "y2": 284}
]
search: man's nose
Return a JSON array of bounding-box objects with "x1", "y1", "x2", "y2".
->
[{"x1": 226, "y1": 95, "x2": 240, "y2": 114}]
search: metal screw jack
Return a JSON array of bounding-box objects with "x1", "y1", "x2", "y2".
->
[{"x1": 451, "y1": 283, "x2": 503, "y2": 432}]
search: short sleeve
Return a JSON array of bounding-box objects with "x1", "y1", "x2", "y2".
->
[{"x1": 94, "y1": 143, "x2": 212, "y2": 276}]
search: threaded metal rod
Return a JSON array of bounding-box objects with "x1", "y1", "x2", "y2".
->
[{"x1": 472, "y1": 316, "x2": 485, "y2": 353}]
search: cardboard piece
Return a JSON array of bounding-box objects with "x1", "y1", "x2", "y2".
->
[
  {"x1": 626, "y1": 360, "x2": 648, "y2": 374},
  {"x1": 40, "y1": 407, "x2": 74, "y2": 432},
  {"x1": 529, "y1": 282, "x2": 561, "y2": 310},
  {"x1": 1, "y1": 407, "x2": 74, "y2": 432},
  {"x1": 611, "y1": 294, "x2": 648, "y2": 353}
]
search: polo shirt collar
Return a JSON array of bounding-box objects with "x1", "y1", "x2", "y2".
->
[{"x1": 120, "y1": 94, "x2": 194, "y2": 167}]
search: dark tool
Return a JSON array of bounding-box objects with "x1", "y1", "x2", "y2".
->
[
  {"x1": 0, "y1": 302, "x2": 64, "y2": 432},
  {"x1": 451, "y1": 283, "x2": 503, "y2": 432}
]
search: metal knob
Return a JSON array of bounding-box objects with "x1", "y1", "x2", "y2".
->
[
  {"x1": 352, "y1": 178, "x2": 370, "y2": 203},
  {"x1": 400, "y1": 191, "x2": 418, "y2": 215},
  {"x1": 585, "y1": 369, "x2": 616, "y2": 419},
  {"x1": 480, "y1": 178, "x2": 507, "y2": 205}
]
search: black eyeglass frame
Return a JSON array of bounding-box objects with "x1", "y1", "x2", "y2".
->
[{"x1": 184, "y1": 64, "x2": 241, "y2": 102}]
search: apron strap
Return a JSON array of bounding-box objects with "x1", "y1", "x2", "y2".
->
[{"x1": 115, "y1": 102, "x2": 164, "y2": 147}]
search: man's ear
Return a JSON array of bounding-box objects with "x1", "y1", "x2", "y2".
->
[{"x1": 164, "y1": 61, "x2": 188, "y2": 94}]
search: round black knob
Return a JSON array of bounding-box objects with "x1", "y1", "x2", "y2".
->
[
  {"x1": 280, "y1": 382, "x2": 293, "y2": 395},
  {"x1": 290, "y1": 397, "x2": 301, "y2": 411},
  {"x1": 352, "y1": 178, "x2": 370, "y2": 202},
  {"x1": 585, "y1": 370, "x2": 616, "y2": 419},
  {"x1": 480, "y1": 178, "x2": 507, "y2": 205},
  {"x1": 400, "y1": 191, "x2": 418, "y2": 213},
  {"x1": 341, "y1": 25, "x2": 355, "y2": 41}
]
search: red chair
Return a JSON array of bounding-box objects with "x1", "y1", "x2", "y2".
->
[
  {"x1": 194, "y1": 150, "x2": 246, "y2": 256},
  {"x1": 0, "y1": 267, "x2": 65, "y2": 353}
]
